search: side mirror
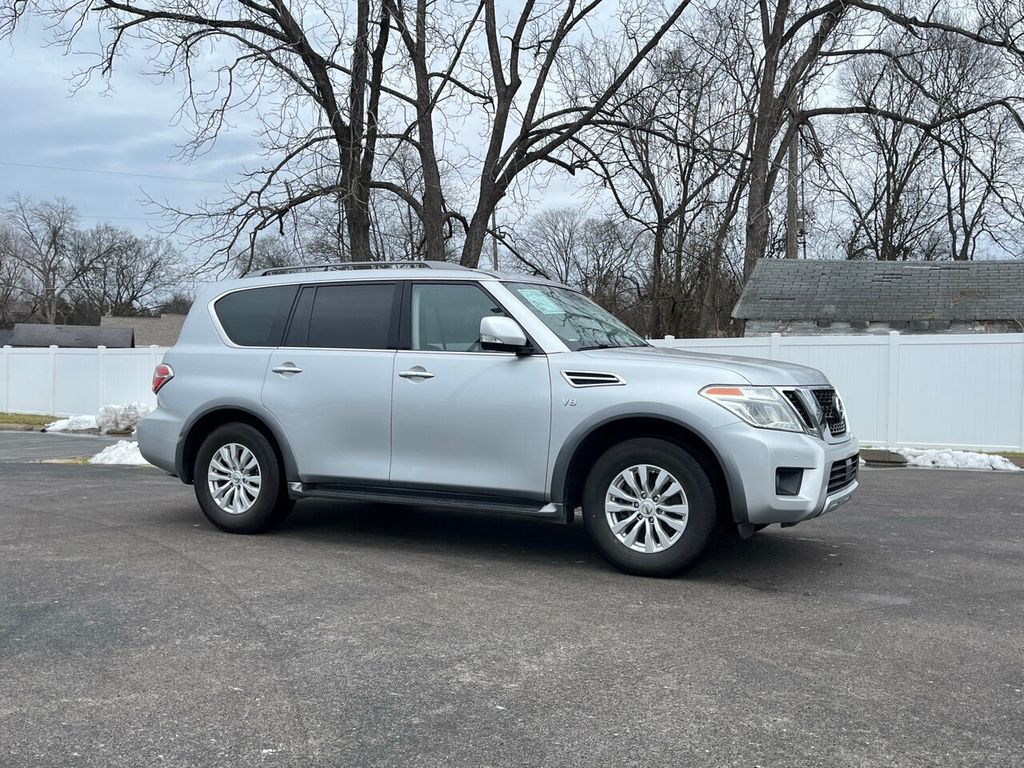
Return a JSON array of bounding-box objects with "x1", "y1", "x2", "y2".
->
[{"x1": 480, "y1": 315, "x2": 529, "y2": 353}]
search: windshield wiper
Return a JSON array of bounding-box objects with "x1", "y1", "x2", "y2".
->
[{"x1": 578, "y1": 342, "x2": 650, "y2": 351}]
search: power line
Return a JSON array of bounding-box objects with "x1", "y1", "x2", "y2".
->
[
  {"x1": 0, "y1": 161, "x2": 224, "y2": 184},
  {"x1": 78, "y1": 214, "x2": 160, "y2": 221}
]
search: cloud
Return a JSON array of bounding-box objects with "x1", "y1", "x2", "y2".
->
[{"x1": 0, "y1": 18, "x2": 259, "y2": 252}]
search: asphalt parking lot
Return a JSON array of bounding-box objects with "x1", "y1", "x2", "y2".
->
[{"x1": 1, "y1": 436, "x2": 1022, "y2": 767}]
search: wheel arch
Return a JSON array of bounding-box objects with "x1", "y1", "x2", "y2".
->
[
  {"x1": 175, "y1": 402, "x2": 297, "y2": 485},
  {"x1": 551, "y1": 408, "x2": 747, "y2": 525}
]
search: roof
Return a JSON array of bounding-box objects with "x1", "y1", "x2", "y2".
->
[
  {"x1": 733, "y1": 259, "x2": 1024, "y2": 323},
  {"x1": 101, "y1": 314, "x2": 186, "y2": 347},
  {"x1": 0, "y1": 329, "x2": 12, "y2": 346},
  {"x1": 10, "y1": 323, "x2": 135, "y2": 348}
]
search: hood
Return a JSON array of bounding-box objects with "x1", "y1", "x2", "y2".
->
[{"x1": 579, "y1": 345, "x2": 829, "y2": 386}]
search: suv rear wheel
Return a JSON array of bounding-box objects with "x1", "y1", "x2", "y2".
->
[
  {"x1": 194, "y1": 423, "x2": 294, "y2": 533},
  {"x1": 582, "y1": 438, "x2": 716, "y2": 577}
]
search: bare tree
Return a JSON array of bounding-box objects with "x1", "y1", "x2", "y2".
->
[
  {"x1": 0, "y1": 226, "x2": 25, "y2": 328},
  {"x1": 813, "y1": 38, "x2": 945, "y2": 260},
  {"x1": 737, "y1": 0, "x2": 1024, "y2": 277},
  {"x1": 809, "y1": 23, "x2": 1024, "y2": 262},
  {"x1": 0, "y1": 195, "x2": 97, "y2": 323},
  {"x1": 68, "y1": 225, "x2": 184, "y2": 319},
  {"x1": 2, "y1": 0, "x2": 398, "y2": 265}
]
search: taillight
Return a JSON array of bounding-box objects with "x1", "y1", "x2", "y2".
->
[{"x1": 152, "y1": 363, "x2": 174, "y2": 394}]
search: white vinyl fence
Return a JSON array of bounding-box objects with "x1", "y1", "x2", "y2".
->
[
  {"x1": 653, "y1": 332, "x2": 1024, "y2": 452},
  {"x1": 2, "y1": 334, "x2": 1023, "y2": 451},
  {"x1": 0, "y1": 345, "x2": 167, "y2": 417}
]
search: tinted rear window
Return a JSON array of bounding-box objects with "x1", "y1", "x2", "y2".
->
[
  {"x1": 214, "y1": 285, "x2": 298, "y2": 347},
  {"x1": 304, "y1": 283, "x2": 396, "y2": 349}
]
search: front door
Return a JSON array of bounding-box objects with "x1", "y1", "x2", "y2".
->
[
  {"x1": 389, "y1": 282, "x2": 551, "y2": 498},
  {"x1": 261, "y1": 281, "x2": 399, "y2": 483}
]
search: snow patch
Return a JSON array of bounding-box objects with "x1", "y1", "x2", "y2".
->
[
  {"x1": 44, "y1": 403, "x2": 151, "y2": 434},
  {"x1": 97, "y1": 402, "x2": 151, "y2": 434},
  {"x1": 90, "y1": 440, "x2": 150, "y2": 466},
  {"x1": 900, "y1": 448, "x2": 1020, "y2": 472},
  {"x1": 45, "y1": 414, "x2": 99, "y2": 432}
]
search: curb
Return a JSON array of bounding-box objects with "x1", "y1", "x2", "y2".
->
[{"x1": 860, "y1": 448, "x2": 908, "y2": 466}]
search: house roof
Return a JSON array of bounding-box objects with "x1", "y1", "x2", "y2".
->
[
  {"x1": 101, "y1": 314, "x2": 186, "y2": 347},
  {"x1": 10, "y1": 323, "x2": 135, "y2": 348},
  {"x1": 733, "y1": 259, "x2": 1024, "y2": 323}
]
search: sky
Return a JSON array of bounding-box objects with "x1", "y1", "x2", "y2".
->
[
  {"x1": 0, "y1": 18, "x2": 261, "y2": 253},
  {"x1": 0, "y1": 11, "x2": 588, "y2": 269}
]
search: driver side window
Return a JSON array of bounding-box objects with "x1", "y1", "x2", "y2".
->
[{"x1": 411, "y1": 283, "x2": 505, "y2": 352}]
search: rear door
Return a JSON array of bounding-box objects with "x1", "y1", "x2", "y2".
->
[
  {"x1": 389, "y1": 281, "x2": 551, "y2": 498},
  {"x1": 261, "y1": 281, "x2": 399, "y2": 483}
]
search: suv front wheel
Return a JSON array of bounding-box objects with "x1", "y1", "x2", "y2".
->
[
  {"x1": 194, "y1": 423, "x2": 294, "y2": 533},
  {"x1": 582, "y1": 438, "x2": 716, "y2": 577}
]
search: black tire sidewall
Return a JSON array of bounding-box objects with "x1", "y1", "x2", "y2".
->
[
  {"x1": 582, "y1": 438, "x2": 716, "y2": 577},
  {"x1": 194, "y1": 423, "x2": 288, "y2": 533}
]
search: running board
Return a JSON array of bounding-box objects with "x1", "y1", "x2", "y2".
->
[{"x1": 288, "y1": 482, "x2": 566, "y2": 522}]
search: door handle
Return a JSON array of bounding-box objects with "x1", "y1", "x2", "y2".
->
[
  {"x1": 398, "y1": 369, "x2": 434, "y2": 380},
  {"x1": 272, "y1": 363, "x2": 303, "y2": 375}
]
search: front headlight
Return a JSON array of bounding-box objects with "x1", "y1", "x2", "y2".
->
[{"x1": 700, "y1": 385, "x2": 806, "y2": 433}]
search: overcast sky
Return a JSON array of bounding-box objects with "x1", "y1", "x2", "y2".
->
[
  {"x1": 0, "y1": 12, "x2": 601, "y2": 267},
  {"x1": 1, "y1": 19, "x2": 260, "y2": 249}
]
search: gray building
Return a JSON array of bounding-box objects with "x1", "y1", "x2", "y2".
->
[
  {"x1": 733, "y1": 259, "x2": 1024, "y2": 336},
  {"x1": 10, "y1": 324, "x2": 135, "y2": 348},
  {"x1": 101, "y1": 314, "x2": 186, "y2": 347}
]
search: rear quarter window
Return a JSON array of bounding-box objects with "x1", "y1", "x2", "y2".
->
[{"x1": 214, "y1": 285, "x2": 298, "y2": 347}]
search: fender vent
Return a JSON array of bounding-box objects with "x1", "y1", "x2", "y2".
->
[{"x1": 561, "y1": 371, "x2": 626, "y2": 388}]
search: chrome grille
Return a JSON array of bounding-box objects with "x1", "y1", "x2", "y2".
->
[
  {"x1": 782, "y1": 390, "x2": 815, "y2": 429},
  {"x1": 812, "y1": 388, "x2": 847, "y2": 437}
]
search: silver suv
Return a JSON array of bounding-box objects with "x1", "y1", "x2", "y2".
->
[{"x1": 138, "y1": 261, "x2": 859, "y2": 576}]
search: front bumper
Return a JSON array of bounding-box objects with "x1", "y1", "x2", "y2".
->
[{"x1": 716, "y1": 421, "x2": 859, "y2": 525}]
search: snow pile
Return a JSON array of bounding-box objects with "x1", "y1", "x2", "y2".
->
[
  {"x1": 90, "y1": 440, "x2": 150, "y2": 466},
  {"x1": 900, "y1": 448, "x2": 1020, "y2": 472},
  {"x1": 97, "y1": 402, "x2": 152, "y2": 434},
  {"x1": 45, "y1": 414, "x2": 99, "y2": 432}
]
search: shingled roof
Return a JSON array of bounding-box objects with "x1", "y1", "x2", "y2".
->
[
  {"x1": 733, "y1": 259, "x2": 1024, "y2": 323},
  {"x1": 10, "y1": 323, "x2": 135, "y2": 348}
]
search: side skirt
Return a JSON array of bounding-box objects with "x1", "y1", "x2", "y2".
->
[{"x1": 288, "y1": 482, "x2": 567, "y2": 522}]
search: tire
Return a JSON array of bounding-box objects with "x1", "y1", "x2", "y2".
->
[
  {"x1": 194, "y1": 422, "x2": 294, "y2": 534},
  {"x1": 582, "y1": 438, "x2": 716, "y2": 577}
]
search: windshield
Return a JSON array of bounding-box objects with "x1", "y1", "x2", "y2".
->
[{"x1": 506, "y1": 283, "x2": 648, "y2": 351}]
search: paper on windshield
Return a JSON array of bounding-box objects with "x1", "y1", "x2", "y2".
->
[{"x1": 518, "y1": 288, "x2": 565, "y2": 315}]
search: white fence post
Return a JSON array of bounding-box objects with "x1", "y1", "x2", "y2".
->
[
  {"x1": 49, "y1": 345, "x2": 58, "y2": 416},
  {"x1": 769, "y1": 332, "x2": 781, "y2": 359},
  {"x1": 1, "y1": 345, "x2": 9, "y2": 413},
  {"x1": 886, "y1": 332, "x2": 900, "y2": 447},
  {"x1": 1020, "y1": 333, "x2": 1024, "y2": 451},
  {"x1": 97, "y1": 345, "x2": 106, "y2": 408}
]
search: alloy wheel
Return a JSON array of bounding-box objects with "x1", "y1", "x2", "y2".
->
[
  {"x1": 207, "y1": 443, "x2": 262, "y2": 515},
  {"x1": 604, "y1": 464, "x2": 689, "y2": 553}
]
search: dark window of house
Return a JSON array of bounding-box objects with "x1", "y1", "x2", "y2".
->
[
  {"x1": 305, "y1": 283, "x2": 396, "y2": 349},
  {"x1": 214, "y1": 285, "x2": 298, "y2": 347}
]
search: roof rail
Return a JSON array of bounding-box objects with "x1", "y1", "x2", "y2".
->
[{"x1": 246, "y1": 260, "x2": 478, "y2": 277}]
